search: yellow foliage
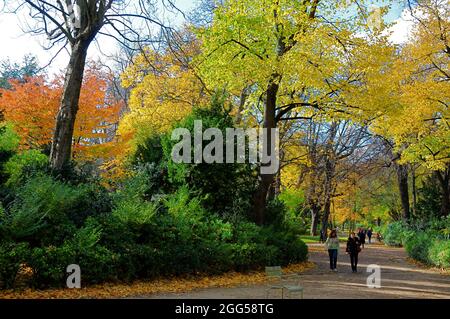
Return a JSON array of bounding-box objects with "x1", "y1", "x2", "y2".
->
[{"x1": 118, "y1": 31, "x2": 210, "y2": 159}]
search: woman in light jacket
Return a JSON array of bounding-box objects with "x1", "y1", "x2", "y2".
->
[{"x1": 325, "y1": 229, "x2": 340, "y2": 272}]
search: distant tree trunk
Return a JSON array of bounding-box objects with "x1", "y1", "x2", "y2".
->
[
  {"x1": 411, "y1": 165, "x2": 417, "y2": 217},
  {"x1": 252, "y1": 79, "x2": 279, "y2": 225},
  {"x1": 270, "y1": 172, "x2": 282, "y2": 199},
  {"x1": 235, "y1": 86, "x2": 249, "y2": 125},
  {"x1": 321, "y1": 200, "x2": 332, "y2": 234},
  {"x1": 396, "y1": 162, "x2": 410, "y2": 221},
  {"x1": 320, "y1": 122, "x2": 337, "y2": 235},
  {"x1": 310, "y1": 205, "x2": 321, "y2": 236},
  {"x1": 436, "y1": 167, "x2": 450, "y2": 216}
]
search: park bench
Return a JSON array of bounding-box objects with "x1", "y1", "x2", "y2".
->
[{"x1": 265, "y1": 266, "x2": 304, "y2": 299}]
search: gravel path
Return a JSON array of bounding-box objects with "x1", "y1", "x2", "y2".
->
[{"x1": 133, "y1": 243, "x2": 450, "y2": 299}]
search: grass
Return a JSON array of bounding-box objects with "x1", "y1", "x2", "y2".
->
[
  {"x1": 300, "y1": 235, "x2": 348, "y2": 243},
  {"x1": 300, "y1": 236, "x2": 320, "y2": 243}
]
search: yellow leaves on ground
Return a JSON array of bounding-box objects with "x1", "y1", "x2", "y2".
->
[{"x1": 0, "y1": 262, "x2": 314, "y2": 299}]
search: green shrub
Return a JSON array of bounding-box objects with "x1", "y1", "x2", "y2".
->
[
  {"x1": 428, "y1": 239, "x2": 450, "y2": 269},
  {"x1": 264, "y1": 199, "x2": 286, "y2": 229},
  {"x1": 232, "y1": 221, "x2": 262, "y2": 243},
  {"x1": 3, "y1": 150, "x2": 48, "y2": 186},
  {"x1": 0, "y1": 242, "x2": 30, "y2": 289},
  {"x1": 161, "y1": 99, "x2": 258, "y2": 220},
  {"x1": 0, "y1": 123, "x2": 19, "y2": 186},
  {"x1": 2, "y1": 175, "x2": 109, "y2": 245},
  {"x1": 404, "y1": 231, "x2": 433, "y2": 264},
  {"x1": 28, "y1": 245, "x2": 75, "y2": 288},
  {"x1": 274, "y1": 235, "x2": 308, "y2": 265},
  {"x1": 113, "y1": 199, "x2": 158, "y2": 225},
  {"x1": 383, "y1": 221, "x2": 407, "y2": 246},
  {"x1": 230, "y1": 243, "x2": 277, "y2": 271},
  {"x1": 74, "y1": 245, "x2": 118, "y2": 284}
]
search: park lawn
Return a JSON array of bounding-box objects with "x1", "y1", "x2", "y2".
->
[{"x1": 300, "y1": 235, "x2": 348, "y2": 243}]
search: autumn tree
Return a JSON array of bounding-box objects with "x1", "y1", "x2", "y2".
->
[
  {"x1": 195, "y1": 0, "x2": 390, "y2": 224},
  {"x1": 5, "y1": 0, "x2": 178, "y2": 171},
  {"x1": 0, "y1": 66, "x2": 122, "y2": 160},
  {"x1": 344, "y1": 0, "x2": 449, "y2": 217},
  {"x1": 118, "y1": 29, "x2": 210, "y2": 157}
]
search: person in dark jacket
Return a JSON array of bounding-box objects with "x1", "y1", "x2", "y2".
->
[
  {"x1": 367, "y1": 228, "x2": 373, "y2": 244},
  {"x1": 319, "y1": 229, "x2": 326, "y2": 243},
  {"x1": 346, "y1": 232, "x2": 361, "y2": 273},
  {"x1": 358, "y1": 229, "x2": 366, "y2": 249}
]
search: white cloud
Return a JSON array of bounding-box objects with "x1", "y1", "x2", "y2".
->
[{"x1": 388, "y1": 7, "x2": 416, "y2": 45}]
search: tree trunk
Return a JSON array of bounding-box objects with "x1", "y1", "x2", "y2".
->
[
  {"x1": 49, "y1": 41, "x2": 89, "y2": 171},
  {"x1": 252, "y1": 79, "x2": 279, "y2": 225},
  {"x1": 320, "y1": 122, "x2": 337, "y2": 235},
  {"x1": 235, "y1": 86, "x2": 249, "y2": 125},
  {"x1": 436, "y1": 167, "x2": 450, "y2": 216},
  {"x1": 310, "y1": 205, "x2": 320, "y2": 236},
  {"x1": 320, "y1": 199, "x2": 332, "y2": 235},
  {"x1": 396, "y1": 162, "x2": 410, "y2": 221},
  {"x1": 412, "y1": 165, "x2": 417, "y2": 217}
]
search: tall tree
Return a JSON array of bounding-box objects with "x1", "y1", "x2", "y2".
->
[
  {"x1": 196, "y1": 0, "x2": 389, "y2": 224},
  {"x1": 7, "y1": 0, "x2": 175, "y2": 171},
  {"x1": 345, "y1": 0, "x2": 449, "y2": 217}
]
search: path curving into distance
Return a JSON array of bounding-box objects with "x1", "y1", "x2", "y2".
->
[{"x1": 134, "y1": 242, "x2": 450, "y2": 299}]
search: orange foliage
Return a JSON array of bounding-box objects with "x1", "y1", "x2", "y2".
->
[
  {"x1": 0, "y1": 66, "x2": 122, "y2": 160},
  {"x1": 0, "y1": 76, "x2": 59, "y2": 149}
]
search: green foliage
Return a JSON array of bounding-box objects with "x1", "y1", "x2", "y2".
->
[
  {"x1": 264, "y1": 198, "x2": 286, "y2": 229},
  {"x1": 428, "y1": 239, "x2": 450, "y2": 269},
  {"x1": 0, "y1": 242, "x2": 29, "y2": 289},
  {"x1": 131, "y1": 133, "x2": 164, "y2": 166},
  {"x1": 66, "y1": 223, "x2": 117, "y2": 283},
  {"x1": 0, "y1": 123, "x2": 19, "y2": 186},
  {"x1": 415, "y1": 176, "x2": 443, "y2": 219},
  {"x1": 279, "y1": 188, "x2": 305, "y2": 215},
  {"x1": 382, "y1": 221, "x2": 407, "y2": 247},
  {"x1": 404, "y1": 231, "x2": 433, "y2": 264},
  {"x1": 265, "y1": 197, "x2": 308, "y2": 235},
  {"x1": 113, "y1": 199, "x2": 157, "y2": 225},
  {"x1": 0, "y1": 164, "x2": 309, "y2": 288},
  {"x1": 28, "y1": 245, "x2": 75, "y2": 288},
  {"x1": 383, "y1": 218, "x2": 450, "y2": 269},
  {"x1": 0, "y1": 123, "x2": 19, "y2": 153},
  {"x1": 3, "y1": 149, "x2": 48, "y2": 186},
  {"x1": 270, "y1": 233, "x2": 308, "y2": 265},
  {"x1": 1, "y1": 174, "x2": 110, "y2": 245},
  {"x1": 161, "y1": 98, "x2": 258, "y2": 219},
  {"x1": 0, "y1": 54, "x2": 40, "y2": 89}
]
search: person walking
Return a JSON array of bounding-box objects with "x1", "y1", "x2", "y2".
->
[
  {"x1": 367, "y1": 228, "x2": 373, "y2": 244},
  {"x1": 325, "y1": 230, "x2": 340, "y2": 272},
  {"x1": 358, "y1": 228, "x2": 366, "y2": 249},
  {"x1": 319, "y1": 229, "x2": 325, "y2": 243},
  {"x1": 346, "y1": 232, "x2": 361, "y2": 273}
]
